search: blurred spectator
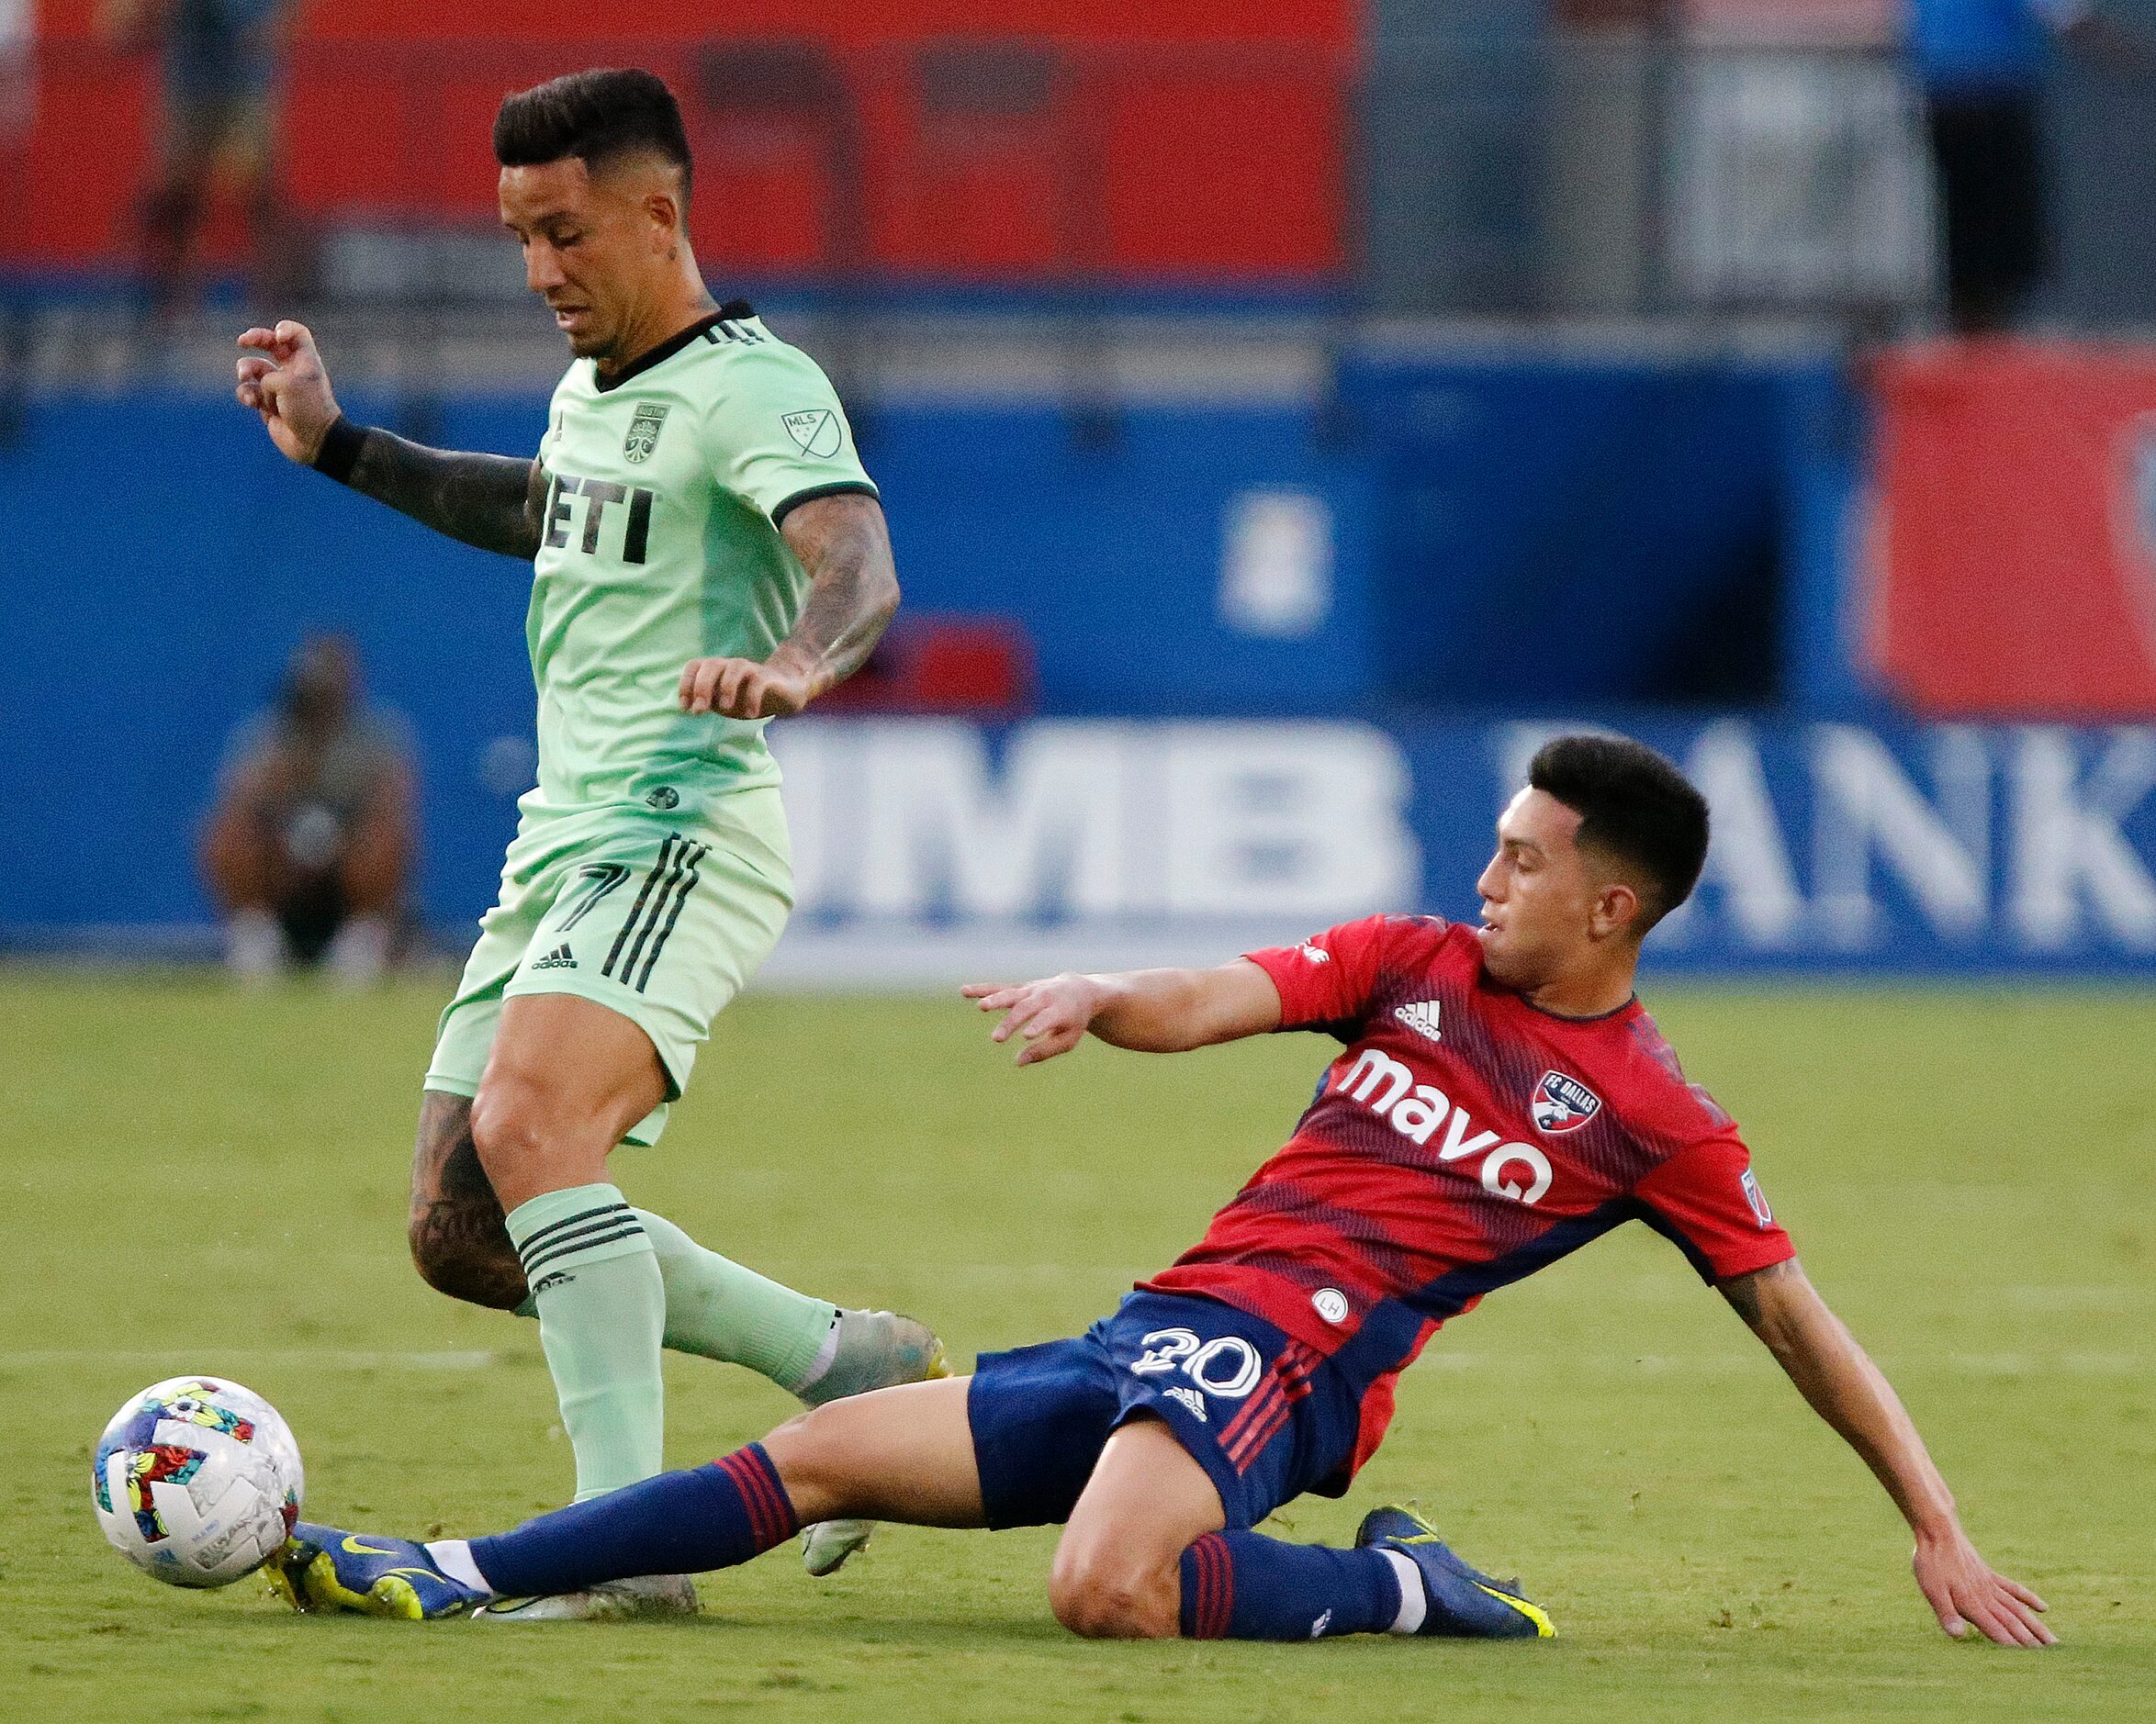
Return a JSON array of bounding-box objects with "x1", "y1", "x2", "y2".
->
[
  {"x1": 97, "y1": 0, "x2": 305, "y2": 322},
  {"x1": 1907, "y1": 0, "x2": 2091, "y2": 331},
  {"x1": 199, "y1": 635, "x2": 416, "y2": 985},
  {"x1": 0, "y1": 0, "x2": 29, "y2": 139}
]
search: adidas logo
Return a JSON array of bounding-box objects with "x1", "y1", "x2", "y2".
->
[
  {"x1": 1394, "y1": 1000, "x2": 1442, "y2": 1043},
  {"x1": 1162, "y1": 1386, "x2": 1208, "y2": 1422},
  {"x1": 532, "y1": 944, "x2": 577, "y2": 971}
]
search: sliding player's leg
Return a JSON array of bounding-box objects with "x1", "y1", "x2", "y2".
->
[
  {"x1": 455, "y1": 1373, "x2": 986, "y2": 1603},
  {"x1": 1040, "y1": 1290, "x2": 1553, "y2": 1643},
  {"x1": 1047, "y1": 1414, "x2": 1409, "y2": 1641},
  {"x1": 268, "y1": 1377, "x2": 985, "y2": 1618}
]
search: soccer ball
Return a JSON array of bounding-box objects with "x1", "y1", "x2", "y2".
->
[{"x1": 91, "y1": 1376, "x2": 304, "y2": 1588}]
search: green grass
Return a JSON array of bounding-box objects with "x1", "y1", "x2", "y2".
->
[{"x1": 1, "y1": 972, "x2": 2151, "y2": 1722}]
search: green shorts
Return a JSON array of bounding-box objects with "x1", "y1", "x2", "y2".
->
[{"x1": 425, "y1": 786, "x2": 792, "y2": 1146}]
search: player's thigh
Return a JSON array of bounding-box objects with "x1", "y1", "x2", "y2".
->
[
  {"x1": 760, "y1": 1376, "x2": 986, "y2": 1528},
  {"x1": 1054, "y1": 1415, "x2": 1226, "y2": 1592},
  {"x1": 494, "y1": 813, "x2": 791, "y2": 1136},
  {"x1": 472, "y1": 993, "x2": 669, "y2": 1209}
]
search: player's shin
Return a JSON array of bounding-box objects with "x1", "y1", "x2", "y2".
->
[
  {"x1": 1177, "y1": 1531, "x2": 1410, "y2": 1641},
  {"x1": 635, "y1": 1208, "x2": 839, "y2": 1391},
  {"x1": 440, "y1": 1444, "x2": 800, "y2": 1601},
  {"x1": 507, "y1": 1184, "x2": 666, "y2": 1500}
]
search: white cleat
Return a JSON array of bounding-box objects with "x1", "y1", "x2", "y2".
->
[
  {"x1": 794, "y1": 1310, "x2": 950, "y2": 1577},
  {"x1": 801, "y1": 1517, "x2": 873, "y2": 1578},
  {"x1": 473, "y1": 1572, "x2": 699, "y2": 1621}
]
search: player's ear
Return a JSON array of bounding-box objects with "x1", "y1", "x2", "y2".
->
[{"x1": 1589, "y1": 879, "x2": 1641, "y2": 942}]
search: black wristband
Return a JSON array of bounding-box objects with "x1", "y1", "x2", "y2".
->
[{"x1": 311, "y1": 415, "x2": 369, "y2": 484}]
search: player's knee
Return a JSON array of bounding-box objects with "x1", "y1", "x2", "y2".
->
[
  {"x1": 757, "y1": 1405, "x2": 859, "y2": 1524},
  {"x1": 1048, "y1": 1547, "x2": 1175, "y2": 1640},
  {"x1": 467, "y1": 1072, "x2": 554, "y2": 1175}
]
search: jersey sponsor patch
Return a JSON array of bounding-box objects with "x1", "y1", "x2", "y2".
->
[
  {"x1": 1530, "y1": 1070, "x2": 1601, "y2": 1135},
  {"x1": 623, "y1": 401, "x2": 668, "y2": 464},
  {"x1": 781, "y1": 408, "x2": 841, "y2": 458}
]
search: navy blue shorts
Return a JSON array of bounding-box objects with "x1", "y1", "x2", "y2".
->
[{"x1": 968, "y1": 1291, "x2": 1376, "y2": 1531}]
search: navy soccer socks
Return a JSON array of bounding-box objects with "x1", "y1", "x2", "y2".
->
[
  {"x1": 448, "y1": 1443, "x2": 798, "y2": 1600},
  {"x1": 1178, "y1": 1529, "x2": 1416, "y2": 1640}
]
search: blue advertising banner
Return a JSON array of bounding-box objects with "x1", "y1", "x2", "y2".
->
[
  {"x1": 755, "y1": 717, "x2": 2156, "y2": 982},
  {"x1": 5, "y1": 708, "x2": 2150, "y2": 979}
]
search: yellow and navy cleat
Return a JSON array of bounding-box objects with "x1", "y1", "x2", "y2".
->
[
  {"x1": 797, "y1": 1311, "x2": 953, "y2": 1577},
  {"x1": 1354, "y1": 1504, "x2": 1555, "y2": 1640},
  {"x1": 264, "y1": 1521, "x2": 484, "y2": 1620}
]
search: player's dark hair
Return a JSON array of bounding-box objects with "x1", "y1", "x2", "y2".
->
[
  {"x1": 1528, "y1": 733, "x2": 1709, "y2": 932},
  {"x1": 493, "y1": 68, "x2": 693, "y2": 198}
]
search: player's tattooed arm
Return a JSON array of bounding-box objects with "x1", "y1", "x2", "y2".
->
[
  {"x1": 679, "y1": 493, "x2": 898, "y2": 720},
  {"x1": 318, "y1": 425, "x2": 548, "y2": 560},
  {"x1": 1720, "y1": 1257, "x2": 2055, "y2": 1648},
  {"x1": 236, "y1": 319, "x2": 546, "y2": 558}
]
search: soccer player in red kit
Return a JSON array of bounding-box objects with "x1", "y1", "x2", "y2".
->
[{"x1": 270, "y1": 734, "x2": 2053, "y2": 1649}]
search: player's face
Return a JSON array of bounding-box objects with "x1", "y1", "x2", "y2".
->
[
  {"x1": 1474, "y1": 789, "x2": 1604, "y2": 988},
  {"x1": 499, "y1": 158, "x2": 673, "y2": 363}
]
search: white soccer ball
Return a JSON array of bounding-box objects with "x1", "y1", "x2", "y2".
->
[{"x1": 91, "y1": 1376, "x2": 304, "y2": 1588}]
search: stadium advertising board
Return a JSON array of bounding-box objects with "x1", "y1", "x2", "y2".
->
[
  {"x1": 1870, "y1": 342, "x2": 2156, "y2": 719},
  {"x1": 762, "y1": 717, "x2": 2156, "y2": 981}
]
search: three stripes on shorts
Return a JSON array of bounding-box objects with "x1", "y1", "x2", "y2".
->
[
  {"x1": 598, "y1": 833, "x2": 709, "y2": 993},
  {"x1": 517, "y1": 1200, "x2": 647, "y2": 1283}
]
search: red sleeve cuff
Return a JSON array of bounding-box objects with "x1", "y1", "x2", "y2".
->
[{"x1": 1241, "y1": 945, "x2": 1319, "y2": 1028}]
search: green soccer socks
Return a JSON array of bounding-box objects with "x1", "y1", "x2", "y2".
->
[
  {"x1": 634, "y1": 1208, "x2": 838, "y2": 1394},
  {"x1": 506, "y1": 1185, "x2": 667, "y2": 1503}
]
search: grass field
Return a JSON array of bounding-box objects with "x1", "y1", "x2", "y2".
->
[{"x1": 2, "y1": 972, "x2": 2151, "y2": 1722}]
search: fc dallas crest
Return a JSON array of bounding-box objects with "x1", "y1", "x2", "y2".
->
[{"x1": 1530, "y1": 1070, "x2": 1600, "y2": 1135}]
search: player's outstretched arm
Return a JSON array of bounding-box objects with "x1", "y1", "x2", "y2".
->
[
  {"x1": 1719, "y1": 1259, "x2": 2054, "y2": 1648},
  {"x1": 679, "y1": 492, "x2": 899, "y2": 720},
  {"x1": 962, "y1": 960, "x2": 1283, "y2": 1067},
  {"x1": 235, "y1": 321, "x2": 547, "y2": 558}
]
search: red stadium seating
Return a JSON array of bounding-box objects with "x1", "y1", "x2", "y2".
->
[{"x1": 13, "y1": 3, "x2": 1352, "y2": 285}]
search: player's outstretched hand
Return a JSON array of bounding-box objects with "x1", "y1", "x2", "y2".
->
[
  {"x1": 679, "y1": 655, "x2": 815, "y2": 720},
  {"x1": 235, "y1": 320, "x2": 342, "y2": 465},
  {"x1": 962, "y1": 975, "x2": 1103, "y2": 1066},
  {"x1": 1913, "y1": 1526, "x2": 2054, "y2": 1647}
]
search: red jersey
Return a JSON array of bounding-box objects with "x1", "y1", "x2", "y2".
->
[{"x1": 1140, "y1": 915, "x2": 1794, "y2": 1466}]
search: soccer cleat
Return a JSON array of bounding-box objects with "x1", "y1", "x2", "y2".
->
[
  {"x1": 473, "y1": 1572, "x2": 699, "y2": 1621},
  {"x1": 796, "y1": 1310, "x2": 952, "y2": 1577},
  {"x1": 1354, "y1": 1505, "x2": 1555, "y2": 1640},
  {"x1": 264, "y1": 1522, "x2": 485, "y2": 1620}
]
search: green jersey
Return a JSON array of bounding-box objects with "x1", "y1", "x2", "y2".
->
[{"x1": 523, "y1": 302, "x2": 876, "y2": 816}]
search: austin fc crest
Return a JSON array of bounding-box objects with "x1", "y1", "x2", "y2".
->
[
  {"x1": 1530, "y1": 1070, "x2": 1601, "y2": 1135},
  {"x1": 623, "y1": 401, "x2": 669, "y2": 464}
]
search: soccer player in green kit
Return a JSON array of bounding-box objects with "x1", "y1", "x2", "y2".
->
[{"x1": 233, "y1": 68, "x2": 944, "y2": 1618}]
